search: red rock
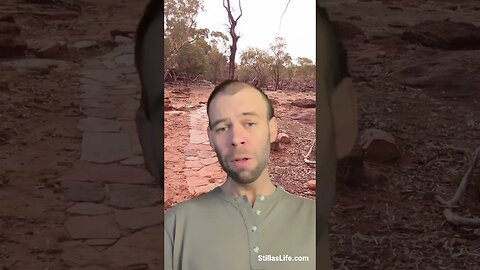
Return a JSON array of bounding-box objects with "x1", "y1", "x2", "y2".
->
[
  {"x1": 305, "y1": 180, "x2": 316, "y2": 190},
  {"x1": 277, "y1": 133, "x2": 291, "y2": 144},
  {"x1": 359, "y1": 129, "x2": 400, "y2": 163}
]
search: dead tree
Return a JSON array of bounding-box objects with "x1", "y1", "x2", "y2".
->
[{"x1": 223, "y1": 0, "x2": 242, "y2": 79}]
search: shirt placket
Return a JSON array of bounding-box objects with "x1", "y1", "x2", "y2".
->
[{"x1": 238, "y1": 195, "x2": 266, "y2": 270}]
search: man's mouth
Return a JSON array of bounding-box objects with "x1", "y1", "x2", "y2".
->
[{"x1": 230, "y1": 157, "x2": 252, "y2": 168}]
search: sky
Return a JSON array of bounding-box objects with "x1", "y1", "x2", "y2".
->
[{"x1": 196, "y1": 0, "x2": 316, "y2": 64}]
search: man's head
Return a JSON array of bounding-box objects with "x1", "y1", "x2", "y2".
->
[{"x1": 206, "y1": 80, "x2": 278, "y2": 185}]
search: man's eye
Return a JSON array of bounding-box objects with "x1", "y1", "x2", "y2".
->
[
  {"x1": 246, "y1": 122, "x2": 256, "y2": 127},
  {"x1": 216, "y1": 127, "x2": 227, "y2": 133}
]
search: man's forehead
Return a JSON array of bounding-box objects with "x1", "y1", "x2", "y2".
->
[{"x1": 211, "y1": 85, "x2": 265, "y2": 109}]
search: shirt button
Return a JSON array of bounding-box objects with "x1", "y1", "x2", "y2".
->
[
  {"x1": 255, "y1": 210, "x2": 261, "y2": 215},
  {"x1": 253, "y1": 246, "x2": 259, "y2": 253},
  {"x1": 259, "y1": 196, "x2": 265, "y2": 201},
  {"x1": 251, "y1": 226, "x2": 257, "y2": 232}
]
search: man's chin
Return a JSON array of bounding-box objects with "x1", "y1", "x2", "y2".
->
[{"x1": 228, "y1": 171, "x2": 258, "y2": 185}]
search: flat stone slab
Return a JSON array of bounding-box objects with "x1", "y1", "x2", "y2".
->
[
  {"x1": 1, "y1": 58, "x2": 72, "y2": 72},
  {"x1": 66, "y1": 203, "x2": 112, "y2": 216},
  {"x1": 106, "y1": 184, "x2": 162, "y2": 209},
  {"x1": 62, "y1": 241, "x2": 108, "y2": 267},
  {"x1": 198, "y1": 151, "x2": 216, "y2": 159},
  {"x1": 73, "y1": 40, "x2": 99, "y2": 49},
  {"x1": 81, "y1": 132, "x2": 132, "y2": 163},
  {"x1": 185, "y1": 160, "x2": 202, "y2": 169},
  {"x1": 101, "y1": 59, "x2": 117, "y2": 69},
  {"x1": 114, "y1": 206, "x2": 164, "y2": 231},
  {"x1": 107, "y1": 87, "x2": 138, "y2": 96},
  {"x1": 63, "y1": 181, "x2": 104, "y2": 203},
  {"x1": 120, "y1": 120, "x2": 137, "y2": 133},
  {"x1": 77, "y1": 117, "x2": 121, "y2": 132},
  {"x1": 65, "y1": 215, "x2": 120, "y2": 240},
  {"x1": 119, "y1": 156, "x2": 144, "y2": 166},
  {"x1": 201, "y1": 157, "x2": 218, "y2": 166},
  {"x1": 114, "y1": 54, "x2": 134, "y2": 66},
  {"x1": 82, "y1": 108, "x2": 117, "y2": 119},
  {"x1": 103, "y1": 226, "x2": 163, "y2": 268},
  {"x1": 117, "y1": 110, "x2": 135, "y2": 121},
  {"x1": 190, "y1": 133, "x2": 208, "y2": 144},
  {"x1": 70, "y1": 266, "x2": 107, "y2": 270},
  {"x1": 80, "y1": 69, "x2": 122, "y2": 84},
  {"x1": 84, "y1": 239, "x2": 118, "y2": 247},
  {"x1": 59, "y1": 162, "x2": 155, "y2": 184}
]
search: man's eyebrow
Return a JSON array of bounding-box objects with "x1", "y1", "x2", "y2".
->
[
  {"x1": 211, "y1": 118, "x2": 227, "y2": 129},
  {"x1": 210, "y1": 112, "x2": 260, "y2": 129}
]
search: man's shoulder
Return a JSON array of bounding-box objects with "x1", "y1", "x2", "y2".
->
[
  {"x1": 281, "y1": 189, "x2": 315, "y2": 210},
  {"x1": 165, "y1": 188, "x2": 220, "y2": 218}
]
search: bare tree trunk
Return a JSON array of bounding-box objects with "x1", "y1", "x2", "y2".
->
[{"x1": 224, "y1": 0, "x2": 242, "y2": 79}]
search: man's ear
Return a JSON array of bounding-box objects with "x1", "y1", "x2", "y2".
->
[
  {"x1": 268, "y1": 117, "x2": 278, "y2": 143},
  {"x1": 330, "y1": 77, "x2": 358, "y2": 159}
]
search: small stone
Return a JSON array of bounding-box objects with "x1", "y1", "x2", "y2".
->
[
  {"x1": 185, "y1": 160, "x2": 203, "y2": 168},
  {"x1": 120, "y1": 156, "x2": 144, "y2": 166},
  {"x1": 77, "y1": 117, "x2": 121, "y2": 132},
  {"x1": 66, "y1": 203, "x2": 112, "y2": 216},
  {"x1": 70, "y1": 266, "x2": 107, "y2": 270},
  {"x1": 62, "y1": 241, "x2": 108, "y2": 267},
  {"x1": 81, "y1": 132, "x2": 132, "y2": 163},
  {"x1": 200, "y1": 157, "x2": 217, "y2": 166},
  {"x1": 63, "y1": 181, "x2": 104, "y2": 202},
  {"x1": 114, "y1": 205, "x2": 164, "y2": 231},
  {"x1": 359, "y1": 129, "x2": 401, "y2": 163},
  {"x1": 65, "y1": 215, "x2": 120, "y2": 239},
  {"x1": 58, "y1": 162, "x2": 154, "y2": 184},
  {"x1": 73, "y1": 40, "x2": 99, "y2": 50},
  {"x1": 277, "y1": 133, "x2": 291, "y2": 144},
  {"x1": 198, "y1": 151, "x2": 215, "y2": 159},
  {"x1": 84, "y1": 239, "x2": 117, "y2": 247},
  {"x1": 106, "y1": 184, "x2": 162, "y2": 209},
  {"x1": 103, "y1": 227, "x2": 163, "y2": 268},
  {"x1": 27, "y1": 39, "x2": 64, "y2": 58},
  {"x1": 114, "y1": 35, "x2": 133, "y2": 44},
  {"x1": 291, "y1": 98, "x2": 316, "y2": 108},
  {"x1": 305, "y1": 180, "x2": 316, "y2": 190},
  {"x1": 184, "y1": 149, "x2": 198, "y2": 156},
  {"x1": 82, "y1": 108, "x2": 117, "y2": 119},
  {"x1": 1, "y1": 58, "x2": 71, "y2": 72},
  {"x1": 114, "y1": 54, "x2": 134, "y2": 66}
]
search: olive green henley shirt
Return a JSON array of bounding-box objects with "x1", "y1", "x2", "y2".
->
[{"x1": 164, "y1": 186, "x2": 315, "y2": 270}]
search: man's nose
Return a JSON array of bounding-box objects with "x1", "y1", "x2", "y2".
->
[{"x1": 230, "y1": 125, "x2": 246, "y2": 146}]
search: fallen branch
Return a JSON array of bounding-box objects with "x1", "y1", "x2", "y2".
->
[
  {"x1": 443, "y1": 209, "x2": 480, "y2": 227},
  {"x1": 435, "y1": 146, "x2": 480, "y2": 227},
  {"x1": 303, "y1": 139, "x2": 316, "y2": 165},
  {"x1": 436, "y1": 146, "x2": 480, "y2": 207}
]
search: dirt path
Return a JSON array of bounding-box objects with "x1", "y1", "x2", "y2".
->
[{"x1": 1, "y1": 1, "x2": 164, "y2": 269}]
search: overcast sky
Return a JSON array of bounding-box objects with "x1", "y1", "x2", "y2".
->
[{"x1": 196, "y1": 0, "x2": 316, "y2": 64}]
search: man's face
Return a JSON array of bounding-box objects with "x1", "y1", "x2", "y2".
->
[{"x1": 207, "y1": 86, "x2": 277, "y2": 185}]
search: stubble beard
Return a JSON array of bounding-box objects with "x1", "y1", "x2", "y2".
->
[{"x1": 215, "y1": 137, "x2": 271, "y2": 185}]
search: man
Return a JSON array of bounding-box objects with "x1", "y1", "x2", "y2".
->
[
  {"x1": 164, "y1": 80, "x2": 315, "y2": 270},
  {"x1": 316, "y1": 2, "x2": 358, "y2": 269},
  {"x1": 134, "y1": 0, "x2": 163, "y2": 188}
]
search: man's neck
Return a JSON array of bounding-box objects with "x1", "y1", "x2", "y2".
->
[{"x1": 220, "y1": 174, "x2": 276, "y2": 206}]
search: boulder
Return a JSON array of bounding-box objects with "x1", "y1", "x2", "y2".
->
[
  {"x1": 291, "y1": 98, "x2": 316, "y2": 108},
  {"x1": 402, "y1": 20, "x2": 480, "y2": 50},
  {"x1": 359, "y1": 129, "x2": 400, "y2": 163}
]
